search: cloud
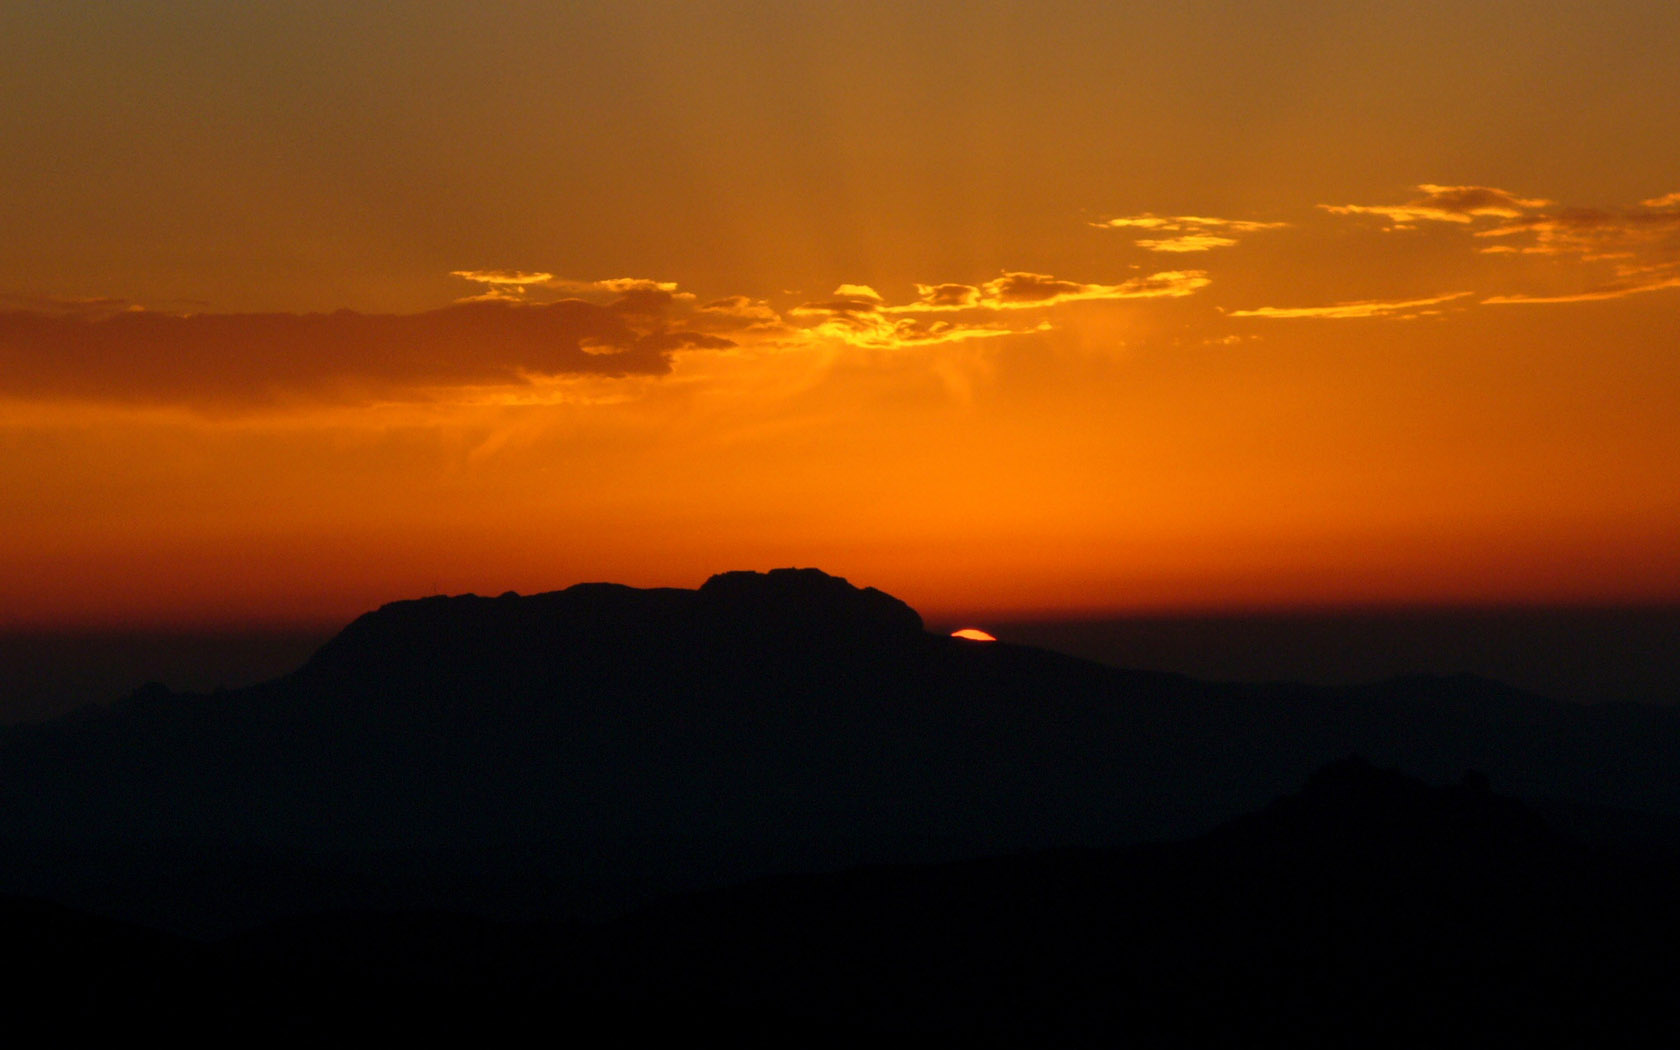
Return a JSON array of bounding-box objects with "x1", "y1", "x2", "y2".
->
[
  {"x1": 1228, "y1": 291, "x2": 1472, "y2": 319},
  {"x1": 832, "y1": 283, "x2": 885, "y2": 301},
  {"x1": 904, "y1": 283, "x2": 982, "y2": 310},
  {"x1": 789, "y1": 283, "x2": 1012, "y2": 348},
  {"x1": 1092, "y1": 213, "x2": 1287, "y2": 252},
  {"x1": 449, "y1": 269, "x2": 556, "y2": 285},
  {"x1": 790, "y1": 285, "x2": 888, "y2": 317},
  {"x1": 877, "y1": 271, "x2": 1211, "y2": 312},
  {"x1": 0, "y1": 297, "x2": 736, "y2": 408},
  {"x1": 786, "y1": 269, "x2": 1210, "y2": 349},
  {"x1": 0, "y1": 293, "x2": 146, "y2": 317},
  {"x1": 451, "y1": 271, "x2": 687, "y2": 304},
  {"x1": 450, "y1": 269, "x2": 558, "y2": 302},
  {"x1": 1320, "y1": 184, "x2": 1552, "y2": 227},
  {"x1": 457, "y1": 272, "x2": 778, "y2": 337},
  {"x1": 977, "y1": 270, "x2": 1210, "y2": 306},
  {"x1": 800, "y1": 314, "x2": 1019, "y2": 350},
  {"x1": 1474, "y1": 200, "x2": 1680, "y2": 258},
  {"x1": 1481, "y1": 268, "x2": 1680, "y2": 305},
  {"x1": 782, "y1": 268, "x2": 1210, "y2": 349},
  {"x1": 1135, "y1": 234, "x2": 1240, "y2": 252},
  {"x1": 699, "y1": 295, "x2": 783, "y2": 323},
  {"x1": 1322, "y1": 185, "x2": 1680, "y2": 258},
  {"x1": 1318, "y1": 185, "x2": 1680, "y2": 303},
  {"x1": 546, "y1": 276, "x2": 684, "y2": 297}
]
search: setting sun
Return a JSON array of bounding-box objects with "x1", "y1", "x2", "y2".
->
[{"x1": 6, "y1": 6, "x2": 1680, "y2": 1037}]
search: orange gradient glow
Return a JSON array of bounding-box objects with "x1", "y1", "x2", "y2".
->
[{"x1": 3, "y1": 7, "x2": 1679, "y2": 628}]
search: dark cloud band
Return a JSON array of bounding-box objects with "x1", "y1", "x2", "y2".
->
[{"x1": 0, "y1": 299, "x2": 733, "y2": 407}]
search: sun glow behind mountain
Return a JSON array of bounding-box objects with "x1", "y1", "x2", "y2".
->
[
  {"x1": 2, "y1": 3, "x2": 1678, "y2": 629},
  {"x1": 951, "y1": 628, "x2": 998, "y2": 642}
]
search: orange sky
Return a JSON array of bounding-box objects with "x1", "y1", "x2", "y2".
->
[{"x1": 3, "y1": 3, "x2": 1679, "y2": 628}]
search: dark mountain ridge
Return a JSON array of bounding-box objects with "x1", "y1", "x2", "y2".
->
[{"x1": 3, "y1": 568, "x2": 1679, "y2": 938}]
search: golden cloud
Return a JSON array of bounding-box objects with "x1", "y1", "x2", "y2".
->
[
  {"x1": 1482, "y1": 269, "x2": 1680, "y2": 305},
  {"x1": 790, "y1": 285, "x2": 891, "y2": 317},
  {"x1": 1135, "y1": 234, "x2": 1240, "y2": 253},
  {"x1": 451, "y1": 271, "x2": 688, "y2": 304},
  {"x1": 790, "y1": 283, "x2": 1012, "y2": 348},
  {"x1": 1321, "y1": 184, "x2": 1552, "y2": 227},
  {"x1": 546, "y1": 276, "x2": 684, "y2": 296},
  {"x1": 800, "y1": 314, "x2": 1018, "y2": 350},
  {"x1": 1092, "y1": 213, "x2": 1287, "y2": 252},
  {"x1": 784, "y1": 268, "x2": 1209, "y2": 348},
  {"x1": 1319, "y1": 185, "x2": 1680, "y2": 304},
  {"x1": 906, "y1": 283, "x2": 983, "y2": 310},
  {"x1": 449, "y1": 269, "x2": 556, "y2": 286},
  {"x1": 450, "y1": 269, "x2": 559, "y2": 303},
  {"x1": 700, "y1": 295, "x2": 783, "y2": 323},
  {"x1": 1228, "y1": 291, "x2": 1472, "y2": 320},
  {"x1": 1323, "y1": 185, "x2": 1680, "y2": 259},
  {"x1": 1475, "y1": 201, "x2": 1680, "y2": 258},
  {"x1": 885, "y1": 271, "x2": 1213, "y2": 313},
  {"x1": 977, "y1": 270, "x2": 1210, "y2": 306}
]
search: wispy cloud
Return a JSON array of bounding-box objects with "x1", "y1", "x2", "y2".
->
[
  {"x1": 977, "y1": 270, "x2": 1210, "y2": 307},
  {"x1": 1474, "y1": 199, "x2": 1680, "y2": 259},
  {"x1": 1320, "y1": 184, "x2": 1680, "y2": 259},
  {"x1": 789, "y1": 285, "x2": 888, "y2": 317},
  {"x1": 903, "y1": 283, "x2": 981, "y2": 310},
  {"x1": 449, "y1": 269, "x2": 556, "y2": 302},
  {"x1": 451, "y1": 271, "x2": 686, "y2": 304},
  {"x1": 1228, "y1": 291, "x2": 1472, "y2": 320},
  {"x1": 1482, "y1": 268, "x2": 1680, "y2": 304},
  {"x1": 699, "y1": 295, "x2": 783, "y2": 324},
  {"x1": 546, "y1": 276, "x2": 684, "y2": 297},
  {"x1": 785, "y1": 269, "x2": 1210, "y2": 348},
  {"x1": 1092, "y1": 213, "x2": 1287, "y2": 252},
  {"x1": 789, "y1": 283, "x2": 1012, "y2": 349},
  {"x1": 799, "y1": 313, "x2": 1019, "y2": 350},
  {"x1": 1320, "y1": 184, "x2": 1552, "y2": 228},
  {"x1": 887, "y1": 270, "x2": 1211, "y2": 312},
  {"x1": 1133, "y1": 233, "x2": 1240, "y2": 253},
  {"x1": 0, "y1": 293, "x2": 134, "y2": 317},
  {"x1": 1319, "y1": 185, "x2": 1680, "y2": 303}
]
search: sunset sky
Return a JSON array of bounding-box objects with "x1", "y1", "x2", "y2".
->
[{"x1": 4, "y1": 1, "x2": 1679, "y2": 629}]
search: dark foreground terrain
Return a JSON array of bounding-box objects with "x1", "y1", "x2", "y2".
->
[
  {"x1": 8, "y1": 757, "x2": 1680, "y2": 1043},
  {"x1": 4, "y1": 569, "x2": 1679, "y2": 1040}
]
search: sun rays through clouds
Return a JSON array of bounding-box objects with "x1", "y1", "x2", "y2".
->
[{"x1": 5, "y1": 171, "x2": 1679, "y2": 622}]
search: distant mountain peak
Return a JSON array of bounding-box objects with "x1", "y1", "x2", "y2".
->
[{"x1": 1212, "y1": 755, "x2": 1557, "y2": 855}]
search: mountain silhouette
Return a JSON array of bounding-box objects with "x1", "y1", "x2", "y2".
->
[{"x1": 4, "y1": 568, "x2": 1680, "y2": 940}]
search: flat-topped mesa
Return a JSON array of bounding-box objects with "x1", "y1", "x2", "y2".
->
[
  {"x1": 293, "y1": 568, "x2": 926, "y2": 688},
  {"x1": 696, "y1": 568, "x2": 925, "y2": 643}
]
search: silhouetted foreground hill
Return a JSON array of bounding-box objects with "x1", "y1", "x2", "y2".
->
[
  {"x1": 4, "y1": 568, "x2": 1680, "y2": 941},
  {"x1": 8, "y1": 759, "x2": 1680, "y2": 1043}
]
